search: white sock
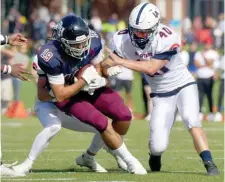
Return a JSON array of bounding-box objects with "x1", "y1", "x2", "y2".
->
[
  {"x1": 28, "y1": 125, "x2": 61, "y2": 161},
  {"x1": 111, "y1": 142, "x2": 133, "y2": 162},
  {"x1": 87, "y1": 133, "x2": 104, "y2": 155},
  {"x1": 22, "y1": 158, "x2": 34, "y2": 167}
]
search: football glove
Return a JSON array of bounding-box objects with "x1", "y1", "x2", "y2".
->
[{"x1": 107, "y1": 66, "x2": 122, "y2": 76}]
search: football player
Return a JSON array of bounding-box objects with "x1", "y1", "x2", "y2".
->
[
  {"x1": 12, "y1": 15, "x2": 147, "y2": 175},
  {"x1": 1, "y1": 32, "x2": 28, "y2": 177},
  {"x1": 105, "y1": 3, "x2": 219, "y2": 176}
]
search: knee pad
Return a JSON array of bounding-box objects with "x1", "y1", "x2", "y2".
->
[
  {"x1": 111, "y1": 102, "x2": 132, "y2": 122},
  {"x1": 46, "y1": 124, "x2": 62, "y2": 137},
  {"x1": 182, "y1": 113, "x2": 202, "y2": 129},
  {"x1": 86, "y1": 110, "x2": 108, "y2": 133},
  {"x1": 149, "y1": 140, "x2": 168, "y2": 156}
]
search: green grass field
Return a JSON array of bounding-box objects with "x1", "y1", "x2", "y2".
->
[
  {"x1": 1, "y1": 73, "x2": 224, "y2": 182},
  {"x1": 1, "y1": 117, "x2": 224, "y2": 182}
]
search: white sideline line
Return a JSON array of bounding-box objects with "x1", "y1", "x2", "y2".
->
[
  {"x1": 1, "y1": 179, "x2": 133, "y2": 182},
  {"x1": 3, "y1": 149, "x2": 224, "y2": 153},
  {"x1": 3, "y1": 157, "x2": 224, "y2": 163}
]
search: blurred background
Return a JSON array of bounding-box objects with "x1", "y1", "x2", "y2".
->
[{"x1": 0, "y1": 0, "x2": 224, "y2": 122}]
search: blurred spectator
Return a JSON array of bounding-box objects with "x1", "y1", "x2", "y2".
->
[
  {"x1": 214, "y1": 54, "x2": 224, "y2": 122},
  {"x1": 184, "y1": 26, "x2": 196, "y2": 45},
  {"x1": 7, "y1": 7, "x2": 20, "y2": 33},
  {"x1": 114, "y1": 67, "x2": 134, "y2": 113},
  {"x1": 1, "y1": 48, "x2": 13, "y2": 114},
  {"x1": 90, "y1": 10, "x2": 102, "y2": 33},
  {"x1": 1, "y1": 45, "x2": 30, "y2": 101},
  {"x1": 188, "y1": 42, "x2": 198, "y2": 75},
  {"x1": 102, "y1": 13, "x2": 118, "y2": 48},
  {"x1": 194, "y1": 43, "x2": 219, "y2": 121},
  {"x1": 196, "y1": 16, "x2": 216, "y2": 45},
  {"x1": 214, "y1": 13, "x2": 224, "y2": 49}
]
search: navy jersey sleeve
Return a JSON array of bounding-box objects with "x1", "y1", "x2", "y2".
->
[{"x1": 37, "y1": 45, "x2": 62, "y2": 76}]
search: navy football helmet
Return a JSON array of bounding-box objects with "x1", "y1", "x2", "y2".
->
[{"x1": 53, "y1": 15, "x2": 91, "y2": 59}]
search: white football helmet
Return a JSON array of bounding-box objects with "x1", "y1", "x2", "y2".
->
[{"x1": 128, "y1": 3, "x2": 160, "y2": 49}]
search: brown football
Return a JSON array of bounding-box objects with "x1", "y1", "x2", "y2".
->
[{"x1": 75, "y1": 64, "x2": 92, "y2": 79}]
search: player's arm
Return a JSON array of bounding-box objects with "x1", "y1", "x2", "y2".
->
[
  {"x1": 37, "y1": 76, "x2": 54, "y2": 101},
  {"x1": 49, "y1": 78, "x2": 86, "y2": 102},
  {"x1": 0, "y1": 33, "x2": 27, "y2": 46},
  {"x1": 105, "y1": 47, "x2": 169, "y2": 75}
]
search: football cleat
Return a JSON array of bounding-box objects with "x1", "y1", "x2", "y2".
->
[
  {"x1": 1, "y1": 163, "x2": 26, "y2": 177},
  {"x1": 76, "y1": 154, "x2": 107, "y2": 173},
  {"x1": 113, "y1": 154, "x2": 128, "y2": 171},
  {"x1": 103, "y1": 145, "x2": 128, "y2": 171},
  {"x1": 126, "y1": 157, "x2": 147, "y2": 175},
  {"x1": 203, "y1": 161, "x2": 220, "y2": 176},
  {"x1": 12, "y1": 162, "x2": 31, "y2": 174},
  {"x1": 149, "y1": 154, "x2": 161, "y2": 171}
]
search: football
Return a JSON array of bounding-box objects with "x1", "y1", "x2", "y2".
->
[{"x1": 75, "y1": 64, "x2": 92, "y2": 79}]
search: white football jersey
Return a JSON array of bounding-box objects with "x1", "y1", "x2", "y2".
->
[{"x1": 111, "y1": 23, "x2": 195, "y2": 93}]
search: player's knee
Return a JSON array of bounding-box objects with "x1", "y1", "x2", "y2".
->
[
  {"x1": 182, "y1": 113, "x2": 202, "y2": 129},
  {"x1": 149, "y1": 140, "x2": 168, "y2": 155},
  {"x1": 48, "y1": 124, "x2": 62, "y2": 135},
  {"x1": 87, "y1": 111, "x2": 108, "y2": 133},
  {"x1": 113, "y1": 103, "x2": 132, "y2": 121}
]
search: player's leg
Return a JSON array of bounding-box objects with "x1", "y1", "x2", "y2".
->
[
  {"x1": 92, "y1": 87, "x2": 132, "y2": 170},
  {"x1": 63, "y1": 97, "x2": 146, "y2": 174},
  {"x1": 177, "y1": 84, "x2": 219, "y2": 175},
  {"x1": 12, "y1": 100, "x2": 62, "y2": 174},
  {"x1": 149, "y1": 95, "x2": 177, "y2": 171},
  {"x1": 58, "y1": 111, "x2": 107, "y2": 172},
  {"x1": 93, "y1": 87, "x2": 132, "y2": 135}
]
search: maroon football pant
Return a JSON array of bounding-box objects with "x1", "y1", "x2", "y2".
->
[{"x1": 55, "y1": 87, "x2": 132, "y2": 132}]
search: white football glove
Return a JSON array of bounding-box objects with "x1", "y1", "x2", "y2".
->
[
  {"x1": 88, "y1": 76, "x2": 107, "y2": 89},
  {"x1": 107, "y1": 66, "x2": 122, "y2": 76},
  {"x1": 81, "y1": 65, "x2": 99, "y2": 84},
  {"x1": 82, "y1": 76, "x2": 107, "y2": 95}
]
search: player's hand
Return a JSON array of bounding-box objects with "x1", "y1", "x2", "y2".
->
[
  {"x1": 8, "y1": 33, "x2": 27, "y2": 46},
  {"x1": 81, "y1": 65, "x2": 99, "y2": 84},
  {"x1": 88, "y1": 76, "x2": 107, "y2": 89},
  {"x1": 10, "y1": 63, "x2": 31, "y2": 81},
  {"x1": 82, "y1": 76, "x2": 107, "y2": 95},
  {"x1": 105, "y1": 46, "x2": 123, "y2": 65},
  {"x1": 107, "y1": 66, "x2": 122, "y2": 76}
]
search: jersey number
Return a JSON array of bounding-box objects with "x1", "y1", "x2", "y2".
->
[
  {"x1": 40, "y1": 49, "x2": 53, "y2": 62},
  {"x1": 159, "y1": 27, "x2": 172, "y2": 38}
]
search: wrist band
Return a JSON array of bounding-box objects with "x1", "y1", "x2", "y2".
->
[
  {"x1": 7, "y1": 65, "x2": 12, "y2": 74},
  {"x1": 2, "y1": 65, "x2": 7, "y2": 74},
  {"x1": 5, "y1": 35, "x2": 8, "y2": 44}
]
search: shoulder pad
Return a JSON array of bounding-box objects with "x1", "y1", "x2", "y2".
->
[
  {"x1": 37, "y1": 42, "x2": 62, "y2": 75},
  {"x1": 156, "y1": 24, "x2": 181, "y2": 54}
]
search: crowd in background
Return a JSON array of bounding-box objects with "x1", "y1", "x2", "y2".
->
[{"x1": 1, "y1": 4, "x2": 224, "y2": 122}]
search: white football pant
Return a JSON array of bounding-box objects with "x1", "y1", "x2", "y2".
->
[
  {"x1": 149, "y1": 84, "x2": 201, "y2": 156},
  {"x1": 34, "y1": 100, "x2": 98, "y2": 133}
]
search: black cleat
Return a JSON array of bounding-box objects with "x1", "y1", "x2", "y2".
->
[
  {"x1": 203, "y1": 161, "x2": 220, "y2": 176},
  {"x1": 149, "y1": 154, "x2": 161, "y2": 171}
]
